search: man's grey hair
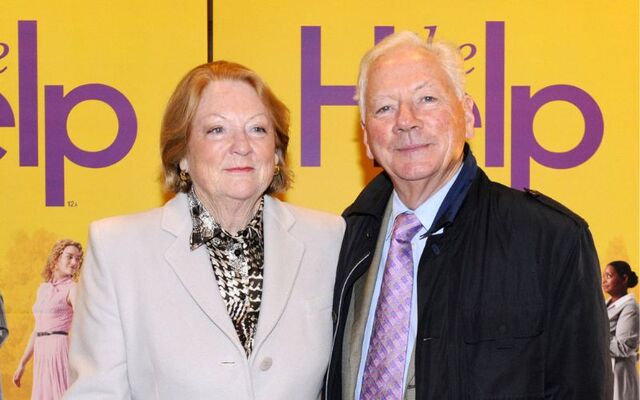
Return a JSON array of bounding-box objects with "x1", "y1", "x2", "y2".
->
[{"x1": 355, "y1": 30, "x2": 466, "y2": 121}]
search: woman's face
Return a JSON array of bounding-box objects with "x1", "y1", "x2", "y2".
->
[
  {"x1": 54, "y1": 245, "x2": 81, "y2": 279},
  {"x1": 181, "y1": 79, "x2": 276, "y2": 207},
  {"x1": 602, "y1": 264, "x2": 628, "y2": 297}
]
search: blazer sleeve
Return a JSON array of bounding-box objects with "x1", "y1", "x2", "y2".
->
[
  {"x1": 0, "y1": 295, "x2": 8, "y2": 347},
  {"x1": 609, "y1": 302, "x2": 640, "y2": 358},
  {"x1": 544, "y1": 225, "x2": 613, "y2": 399},
  {"x1": 64, "y1": 222, "x2": 132, "y2": 400}
]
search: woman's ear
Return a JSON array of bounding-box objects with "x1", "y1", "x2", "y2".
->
[{"x1": 179, "y1": 158, "x2": 188, "y2": 172}]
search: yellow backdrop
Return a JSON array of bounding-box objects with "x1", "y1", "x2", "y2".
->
[
  {"x1": 0, "y1": 1, "x2": 206, "y2": 398},
  {"x1": 211, "y1": 0, "x2": 638, "y2": 283},
  {"x1": 0, "y1": 0, "x2": 637, "y2": 398}
]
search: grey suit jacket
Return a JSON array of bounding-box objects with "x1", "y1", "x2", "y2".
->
[
  {"x1": 607, "y1": 294, "x2": 639, "y2": 400},
  {"x1": 341, "y1": 200, "x2": 416, "y2": 400},
  {"x1": 65, "y1": 193, "x2": 344, "y2": 400}
]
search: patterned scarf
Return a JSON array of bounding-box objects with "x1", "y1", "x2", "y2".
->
[{"x1": 187, "y1": 189, "x2": 264, "y2": 356}]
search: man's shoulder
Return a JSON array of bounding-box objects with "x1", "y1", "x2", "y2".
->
[
  {"x1": 520, "y1": 188, "x2": 587, "y2": 226},
  {"x1": 480, "y1": 176, "x2": 588, "y2": 230},
  {"x1": 343, "y1": 172, "x2": 393, "y2": 220}
]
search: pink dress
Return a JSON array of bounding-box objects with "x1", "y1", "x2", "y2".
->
[{"x1": 31, "y1": 278, "x2": 75, "y2": 400}]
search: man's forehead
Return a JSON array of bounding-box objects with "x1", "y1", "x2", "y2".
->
[
  {"x1": 367, "y1": 81, "x2": 436, "y2": 102},
  {"x1": 371, "y1": 45, "x2": 437, "y2": 71},
  {"x1": 366, "y1": 46, "x2": 449, "y2": 95}
]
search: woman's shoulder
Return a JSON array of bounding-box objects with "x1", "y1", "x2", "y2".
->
[
  {"x1": 621, "y1": 295, "x2": 640, "y2": 311},
  {"x1": 36, "y1": 279, "x2": 74, "y2": 298},
  {"x1": 61, "y1": 280, "x2": 76, "y2": 296},
  {"x1": 612, "y1": 294, "x2": 640, "y2": 318},
  {"x1": 89, "y1": 194, "x2": 187, "y2": 236},
  {"x1": 91, "y1": 207, "x2": 161, "y2": 231},
  {"x1": 266, "y1": 196, "x2": 344, "y2": 231},
  {"x1": 36, "y1": 281, "x2": 50, "y2": 294}
]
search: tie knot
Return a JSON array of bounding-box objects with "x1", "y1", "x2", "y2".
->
[{"x1": 392, "y1": 212, "x2": 422, "y2": 243}]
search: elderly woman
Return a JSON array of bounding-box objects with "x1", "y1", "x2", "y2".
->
[
  {"x1": 64, "y1": 61, "x2": 344, "y2": 399},
  {"x1": 13, "y1": 239, "x2": 84, "y2": 400},
  {"x1": 603, "y1": 260, "x2": 639, "y2": 400}
]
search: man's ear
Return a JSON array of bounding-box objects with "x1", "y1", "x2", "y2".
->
[
  {"x1": 462, "y1": 94, "x2": 475, "y2": 140},
  {"x1": 362, "y1": 121, "x2": 374, "y2": 160}
]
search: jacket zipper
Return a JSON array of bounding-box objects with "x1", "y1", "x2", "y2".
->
[{"x1": 324, "y1": 251, "x2": 371, "y2": 399}]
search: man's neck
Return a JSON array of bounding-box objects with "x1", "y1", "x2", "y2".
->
[{"x1": 393, "y1": 161, "x2": 463, "y2": 210}]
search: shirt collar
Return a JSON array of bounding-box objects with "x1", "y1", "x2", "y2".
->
[
  {"x1": 49, "y1": 276, "x2": 73, "y2": 287},
  {"x1": 388, "y1": 161, "x2": 463, "y2": 240},
  {"x1": 187, "y1": 188, "x2": 264, "y2": 250},
  {"x1": 608, "y1": 293, "x2": 636, "y2": 309},
  {"x1": 387, "y1": 144, "x2": 478, "y2": 239}
]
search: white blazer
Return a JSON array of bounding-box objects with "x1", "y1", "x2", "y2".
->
[{"x1": 64, "y1": 194, "x2": 345, "y2": 400}]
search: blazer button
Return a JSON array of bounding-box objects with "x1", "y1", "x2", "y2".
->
[{"x1": 259, "y1": 357, "x2": 273, "y2": 371}]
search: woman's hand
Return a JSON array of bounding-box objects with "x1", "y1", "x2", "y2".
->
[{"x1": 13, "y1": 363, "x2": 25, "y2": 387}]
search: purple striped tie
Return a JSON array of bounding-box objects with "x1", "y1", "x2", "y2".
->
[{"x1": 360, "y1": 212, "x2": 422, "y2": 400}]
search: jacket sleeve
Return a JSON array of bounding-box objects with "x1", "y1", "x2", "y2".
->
[
  {"x1": 609, "y1": 302, "x2": 639, "y2": 358},
  {"x1": 63, "y1": 223, "x2": 131, "y2": 400},
  {"x1": 544, "y1": 225, "x2": 613, "y2": 400}
]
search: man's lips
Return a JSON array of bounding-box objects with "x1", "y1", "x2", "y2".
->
[{"x1": 396, "y1": 143, "x2": 430, "y2": 152}]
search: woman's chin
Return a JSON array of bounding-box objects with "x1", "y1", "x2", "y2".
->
[{"x1": 218, "y1": 188, "x2": 265, "y2": 205}]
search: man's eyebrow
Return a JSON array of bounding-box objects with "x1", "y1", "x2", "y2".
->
[
  {"x1": 412, "y1": 81, "x2": 432, "y2": 92},
  {"x1": 369, "y1": 94, "x2": 394, "y2": 102}
]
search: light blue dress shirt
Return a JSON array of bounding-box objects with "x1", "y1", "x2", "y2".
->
[{"x1": 354, "y1": 166, "x2": 461, "y2": 399}]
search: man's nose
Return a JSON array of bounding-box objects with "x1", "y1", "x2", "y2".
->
[{"x1": 393, "y1": 102, "x2": 422, "y2": 133}]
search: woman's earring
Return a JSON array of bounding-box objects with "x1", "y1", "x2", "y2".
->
[
  {"x1": 179, "y1": 169, "x2": 190, "y2": 182},
  {"x1": 273, "y1": 165, "x2": 280, "y2": 176}
]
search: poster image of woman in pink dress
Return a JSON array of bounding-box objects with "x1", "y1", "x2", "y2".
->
[{"x1": 13, "y1": 239, "x2": 84, "y2": 400}]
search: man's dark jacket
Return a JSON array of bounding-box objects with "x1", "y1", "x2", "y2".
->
[{"x1": 325, "y1": 149, "x2": 612, "y2": 399}]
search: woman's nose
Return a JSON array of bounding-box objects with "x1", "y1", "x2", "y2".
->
[{"x1": 230, "y1": 131, "x2": 251, "y2": 155}]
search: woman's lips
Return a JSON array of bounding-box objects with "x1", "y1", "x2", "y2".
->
[{"x1": 225, "y1": 167, "x2": 254, "y2": 173}]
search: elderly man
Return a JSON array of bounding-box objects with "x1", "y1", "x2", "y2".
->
[{"x1": 325, "y1": 31, "x2": 612, "y2": 400}]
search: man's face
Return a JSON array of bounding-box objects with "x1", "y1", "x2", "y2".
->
[{"x1": 362, "y1": 45, "x2": 474, "y2": 201}]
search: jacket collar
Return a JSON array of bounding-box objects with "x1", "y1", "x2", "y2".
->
[
  {"x1": 344, "y1": 144, "x2": 478, "y2": 232},
  {"x1": 608, "y1": 293, "x2": 636, "y2": 310},
  {"x1": 253, "y1": 195, "x2": 305, "y2": 360},
  {"x1": 159, "y1": 193, "x2": 305, "y2": 360},
  {"x1": 161, "y1": 193, "x2": 242, "y2": 347},
  {"x1": 426, "y1": 144, "x2": 478, "y2": 235},
  {"x1": 343, "y1": 172, "x2": 394, "y2": 219}
]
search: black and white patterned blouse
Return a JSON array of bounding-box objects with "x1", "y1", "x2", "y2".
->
[{"x1": 187, "y1": 189, "x2": 264, "y2": 357}]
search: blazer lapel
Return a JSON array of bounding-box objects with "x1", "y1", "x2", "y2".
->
[
  {"x1": 251, "y1": 196, "x2": 304, "y2": 357},
  {"x1": 161, "y1": 193, "x2": 241, "y2": 349}
]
